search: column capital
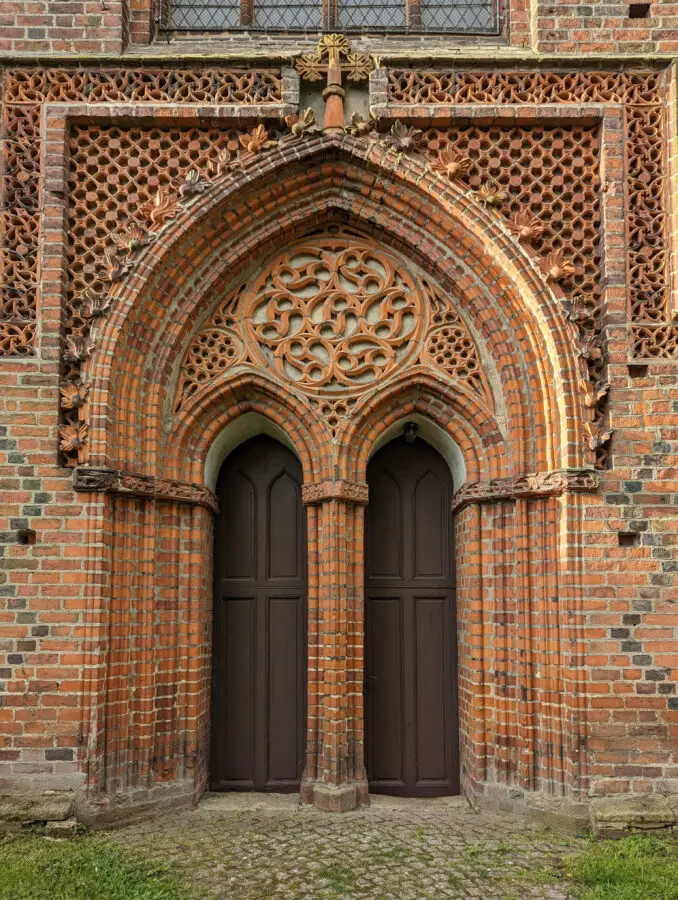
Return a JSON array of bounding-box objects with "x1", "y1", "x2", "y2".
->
[
  {"x1": 302, "y1": 479, "x2": 369, "y2": 506},
  {"x1": 73, "y1": 465, "x2": 219, "y2": 514},
  {"x1": 451, "y1": 468, "x2": 600, "y2": 513}
]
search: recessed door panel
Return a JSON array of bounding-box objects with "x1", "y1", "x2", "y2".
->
[
  {"x1": 414, "y1": 470, "x2": 447, "y2": 579},
  {"x1": 222, "y1": 597, "x2": 255, "y2": 783},
  {"x1": 268, "y1": 473, "x2": 301, "y2": 580},
  {"x1": 366, "y1": 596, "x2": 403, "y2": 782},
  {"x1": 268, "y1": 595, "x2": 303, "y2": 783},
  {"x1": 223, "y1": 474, "x2": 256, "y2": 580},
  {"x1": 365, "y1": 437, "x2": 459, "y2": 796},
  {"x1": 367, "y1": 470, "x2": 401, "y2": 578},
  {"x1": 415, "y1": 596, "x2": 446, "y2": 781},
  {"x1": 211, "y1": 436, "x2": 307, "y2": 792}
]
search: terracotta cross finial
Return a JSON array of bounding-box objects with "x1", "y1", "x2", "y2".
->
[{"x1": 295, "y1": 34, "x2": 373, "y2": 134}]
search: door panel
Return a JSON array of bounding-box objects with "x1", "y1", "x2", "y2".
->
[
  {"x1": 268, "y1": 473, "x2": 301, "y2": 580},
  {"x1": 267, "y1": 595, "x2": 303, "y2": 783},
  {"x1": 414, "y1": 471, "x2": 447, "y2": 579},
  {"x1": 365, "y1": 437, "x2": 459, "y2": 796},
  {"x1": 367, "y1": 470, "x2": 402, "y2": 578},
  {"x1": 221, "y1": 597, "x2": 254, "y2": 784},
  {"x1": 415, "y1": 596, "x2": 446, "y2": 780},
  {"x1": 211, "y1": 435, "x2": 307, "y2": 792},
  {"x1": 366, "y1": 596, "x2": 403, "y2": 782},
  {"x1": 223, "y1": 474, "x2": 255, "y2": 580}
]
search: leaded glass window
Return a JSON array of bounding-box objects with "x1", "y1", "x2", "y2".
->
[{"x1": 164, "y1": 0, "x2": 498, "y2": 33}]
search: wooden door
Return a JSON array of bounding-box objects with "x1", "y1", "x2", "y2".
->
[
  {"x1": 365, "y1": 437, "x2": 459, "y2": 796},
  {"x1": 211, "y1": 435, "x2": 307, "y2": 792}
]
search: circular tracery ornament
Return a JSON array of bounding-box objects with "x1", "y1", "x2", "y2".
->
[{"x1": 243, "y1": 236, "x2": 424, "y2": 392}]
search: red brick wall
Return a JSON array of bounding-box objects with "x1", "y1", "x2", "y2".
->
[
  {"x1": 0, "y1": 1, "x2": 126, "y2": 54},
  {"x1": 584, "y1": 368, "x2": 678, "y2": 799},
  {"x1": 537, "y1": 1, "x2": 678, "y2": 54},
  {"x1": 1, "y1": 60, "x2": 678, "y2": 826},
  {"x1": 1, "y1": 2, "x2": 677, "y2": 55}
]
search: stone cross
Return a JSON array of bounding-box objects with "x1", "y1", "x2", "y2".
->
[{"x1": 295, "y1": 34, "x2": 373, "y2": 134}]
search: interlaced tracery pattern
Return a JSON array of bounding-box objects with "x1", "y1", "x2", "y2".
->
[
  {"x1": 387, "y1": 69, "x2": 672, "y2": 358},
  {"x1": 5, "y1": 68, "x2": 282, "y2": 104},
  {"x1": 174, "y1": 230, "x2": 490, "y2": 416},
  {"x1": 0, "y1": 67, "x2": 283, "y2": 358},
  {"x1": 244, "y1": 236, "x2": 423, "y2": 389}
]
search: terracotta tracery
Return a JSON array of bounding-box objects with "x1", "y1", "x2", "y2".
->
[{"x1": 174, "y1": 230, "x2": 491, "y2": 416}]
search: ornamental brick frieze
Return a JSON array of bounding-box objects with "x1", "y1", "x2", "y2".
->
[
  {"x1": 173, "y1": 229, "x2": 492, "y2": 419},
  {"x1": 451, "y1": 468, "x2": 600, "y2": 513},
  {"x1": 72, "y1": 466, "x2": 219, "y2": 513},
  {"x1": 4, "y1": 68, "x2": 283, "y2": 105}
]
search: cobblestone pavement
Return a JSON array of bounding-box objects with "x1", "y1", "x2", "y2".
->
[{"x1": 101, "y1": 793, "x2": 582, "y2": 899}]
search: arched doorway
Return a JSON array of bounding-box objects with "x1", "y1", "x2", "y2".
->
[
  {"x1": 210, "y1": 435, "x2": 307, "y2": 791},
  {"x1": 365, "y1": 434, "x2": 459, "y2": 796}
]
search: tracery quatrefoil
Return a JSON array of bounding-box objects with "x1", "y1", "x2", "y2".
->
[{"x1": 243, "y1": 237, "x2": 424, "y2": 391}]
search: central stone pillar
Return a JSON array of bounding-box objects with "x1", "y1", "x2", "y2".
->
[{"x1": 300, "y1": 479, "x2": 369, "y2": 811}]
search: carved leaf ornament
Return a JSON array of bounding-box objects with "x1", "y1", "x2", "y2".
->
[{"x1": 175, "y1": 230, "x2": 490, "y2": 413}]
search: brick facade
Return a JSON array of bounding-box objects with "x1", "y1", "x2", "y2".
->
[{"x1": 0, "y1": 5, "x2": 677, "y2": 829}]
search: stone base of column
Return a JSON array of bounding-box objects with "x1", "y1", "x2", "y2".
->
[{"x1": 300, "y1": 777, "x2": 369, "y2": 812}]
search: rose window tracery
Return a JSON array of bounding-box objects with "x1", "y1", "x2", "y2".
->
[
  {"x1": 244, "y1": 238, "x2": 423, "y2": 390},
  {"x1": 174, "y1": 229, "x2": 491, "y2": 415}
]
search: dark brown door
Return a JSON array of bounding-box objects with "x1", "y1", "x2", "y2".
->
[
  {"x1": 365, "y1": 437, "x2": 459, "y2": 796},
  {"x1": 211, "y1": 435, "x2": 307, "y2": 792}
]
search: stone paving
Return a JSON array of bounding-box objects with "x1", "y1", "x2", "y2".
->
[{"x1": 100, "y1": 793, "x2": 583, "y2": 899}]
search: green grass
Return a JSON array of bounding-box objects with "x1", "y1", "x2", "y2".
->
[
  {"x1": 316, "y1": 863, "x2": 356, "y2": 894},
  {"x1": 565, "y1": 830, "x2": 678, "y2": 900},
  {"x1": 0, "y1": 832, "x2": 189, "y2": 900}
]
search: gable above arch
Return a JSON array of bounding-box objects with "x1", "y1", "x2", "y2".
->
[{"x1": 83, "y1": 135, "x2": 591, "y2": 478}]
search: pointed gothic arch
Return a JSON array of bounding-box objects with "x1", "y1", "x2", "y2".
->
[{"x1": 75, "y1": 137, "x2": 597, "y2": 816}]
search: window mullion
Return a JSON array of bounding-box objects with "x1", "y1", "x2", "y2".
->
[
  {"x1": 241, "y1": 0, "x2": 253, "y2": 27},
  {"x1": 407, "y1": 0, "x2": 421, "y2": 29},
  {"x1": 325, "y1": 0, "x2": 337, "y2": 29}
]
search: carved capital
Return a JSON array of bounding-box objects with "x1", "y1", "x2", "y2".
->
[
  {"x1": 72, "y1": 466, "x2": 119, "y2": 492},
  {"x1": 73, "y1": 466, "x2": 219, "y2": 514},
  {"x1": 302, "y1": 479, "x2": 369, "y2": 506},
  {"x1": 451, "y1": 468, "x2": 599, "y2": 513}
]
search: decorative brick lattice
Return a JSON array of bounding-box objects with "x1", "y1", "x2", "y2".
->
[
  {"x1": 173, "y1": 229, "x2": 490, "y2": 415},
  {"x1": 65, "y1": 122, "x2": 601, "y2": 341},
  {"x1": 387, "y1": 69, "x2": 672, "y2": 358},
  {"x1": 0, "y1": 67, "x2": 283, "y2": 358},
  {"x1": 66, "y1": 124, "x2": 257, "y2": 344},
  {"x1": 422, "y1": 300, "x2": 487, "y2": 396},
  {"x1": 1, "y1": 68, "x2": 670, "y2": 363},
  {"x1": 422, "y1": 125, "x2": 601, "y2": 323}
]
